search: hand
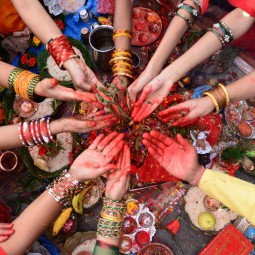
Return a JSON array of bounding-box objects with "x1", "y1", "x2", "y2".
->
[
  {"x1": 69, "y1": 132, "x2": 125, "y2": 182},
  {"x1": 50, "y1": 113, "x2": 118, "y2": 135},
  {"x1": 0, "y1": 223, "x2": 14, "y2": 242},
  {"x1": 105, "y1": 145, "x2": 131, "y2": 201},
  {"x1": 158, "y1": 97, "x2": 215, "y2": 127},
  {"x1": 64, "y1": 58, "x2": 100, "y2": 92},
  {"x1": 34, "y1": 78, "x2": 102, "y2": 108},
  {"x1": 131, "y1": 76, "x2": 173, "y2": 122},
  {"x1": 127, "y1": 67, "x2": 158, "y2": 107},
  {"x1": 142, "y1": 130, "x2": 202, "y2": 184}
]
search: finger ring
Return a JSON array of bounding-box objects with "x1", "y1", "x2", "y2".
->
[{"x1": 96, "y1": 148, "x2": 103, "y2": 153}]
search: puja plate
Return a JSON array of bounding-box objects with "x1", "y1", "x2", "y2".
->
[
  {"x1": 13, "y1": 96, "x2": 38, "y2": 118},
  {"x1": 224, "y1": 100, "x2": 255, "y2": 139},
  {"x1": 138, "y1": 243, "x2": 175, "y2": 255},
  {"x1": 132, "y1": 7, "x2": 162, "y2": 46}
]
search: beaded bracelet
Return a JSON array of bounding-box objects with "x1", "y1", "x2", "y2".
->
[
  {"x1": 174, "y1": 12, "x2": 192, "y2": 26},
  {"x1": 47, "y1": 170, "x2": 85, "y2": 207},
  {"x1": 97, "y1": 197, "x2": 126, "y2": 239},
  {"x1": 177, "y1": 3, "x2": 199, "y2": 18}
]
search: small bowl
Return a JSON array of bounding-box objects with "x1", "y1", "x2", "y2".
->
[
  {"x1": 138, "y1": 212, "x2": 154, "y2": 228},
  {"x1": 203, "y1": 195, "x2": 222, "y2": 212},
  {"x1": 119, "y1": 236, "x2": 133, "y2": 254},
  {"x1": 0, "y1": 151, "x2": 18, "y2": 172},
  {"x1": 122, "y1": 217, "x2": 137, "y2": 234},
  {"x1": 126, "y1": 199, "x2": 140, "y2": 216},
  {"x1": 13, "y1": 96, "x2": 38, "y2": 118}
]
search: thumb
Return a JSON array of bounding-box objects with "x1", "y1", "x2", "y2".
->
[
  {"x1": 50, "y1": 78, "x2": 58, "y2": 87},
  {"x1": 176, "y1": 134, "x2": 191, "y2": 148}
]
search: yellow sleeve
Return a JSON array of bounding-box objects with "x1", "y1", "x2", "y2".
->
[{"x1": 199, "y1": 169, "x2": 255, "y2": 225}]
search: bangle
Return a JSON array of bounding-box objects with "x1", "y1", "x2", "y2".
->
[
  {"x1": 8, "y1": 68, "x2": 24, "y2": 90},
  {"x1": 190, "y1": 165, "x2": 205, "y2": 186},
  {"x1": 192, "y1": 0, "x2": 201, "y2": 12},
  {"x1": 218, "y1": 83, "x2": 230, "y2": 106},
  {"x1": 177, "y1": 3, "x2": 199, "y2": 18},
  {"x1": 174, "y1": 12, "x2": 192, "y2": 26},
  {"x1": 203, "y1": 91, "x2": 219, "y2": 113},
  {"x1": 47, "y1": 170, "x2": 85, "y2": 207},
  {"x1": 113, "y1": 72, "x2": 134, "y2": 80}
]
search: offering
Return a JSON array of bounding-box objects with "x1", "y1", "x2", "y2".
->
[
  {"x1": 132, "y1": 7, "x2": 162, "y2": 46},
  {"x1": 120, "y1": 199, "x2": 156, "y2": 254},
  {"x1": 13, "y1": 96, "x2": 38, "y2": 118},
  {"x1": 184, "y1": 187, "x2": 237, "y2": 232}
]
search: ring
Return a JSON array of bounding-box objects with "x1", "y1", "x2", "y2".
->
[{"x1": 96, "y1": 148, "x2": 103, "y2": 153}]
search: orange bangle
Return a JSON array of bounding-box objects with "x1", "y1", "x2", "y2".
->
[
  {"x1": 112, "y1": 51, "x2": 132, "y2": 58},
  {"x1": 113, "y1": 72, "x2": 134, "y2": 80},
  {"x1": 218, "y1": 83, "x2": 230, "y2": 106},
  {"x1": 113, "y1": 33, "x2": 132, "y2": 40},
  {"x1": 112, "y1": 67, "x2": 133, "y2": 75},
  {"x1": 113, "y1": 29, "x2": 132, "y2": 35},
  {"x1": 112, "y1": 62, "x2": 133, "y2": 70},
  {"x1": 109, "y1": 57, "x2": 132, "y2": 65}
]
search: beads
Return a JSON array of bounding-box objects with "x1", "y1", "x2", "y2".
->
[{"x1": 47, "y1": 170, "x2": 85, "y2": 207}]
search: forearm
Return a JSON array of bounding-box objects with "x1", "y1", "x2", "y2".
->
[
  {"x1": 0, "y1": 191, "x2": 62, "y2": 255},
  {"x1": 199, "y1": 169, "x2": 255, "y2": 225},
  {"x1": 147, "y1": 0, "x2": 201, "y2": 74},
  {"x1": 226, "y1": 70, "x2": 255, "y2": 102},
  {"x1": 0, "y1": 119, "x2": 63, "y2": 150},
  {"x1": 160, "y1": 8, "x2": 255, "y2": 85},
  {"x1": 0, "y1": 61, "x2": 16, "y2": 89},
  {"x1": 10, "y1": 0, "x2": 61, "y2": 44},
  {"x1": 113, "y1": 0, "x2": 133, "y2": 50}
]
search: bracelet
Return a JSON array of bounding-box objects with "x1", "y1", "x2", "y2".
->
[
  {"x1": 218, "y1": 83, "x2": 230, "y2": 106},
  {"x1": 18, "y1": 117, "x2": 56, "y2": 147},
  {"x1": 192, "y1": 0, "x2": 201, "y2": 12},
  {"x1": 174, "y1": 12, "x2": 192, "y2": 26},
  {"x1": 8, "y1": 68, "x2": 24, "y2": 90},
  {"x1": 177, "y1": 3, "x2": 199, "y2": 18},
  {"x1": 207, "y1": 27, "x2": 225, "y2": 46},
  {"x1": 203, "y1": 91, "x2": 219, "y2": 113},
  {"x1": 113, "y1": 33, "x2": 133, "y2": 40},
  {"x1": 47, "y1": 170, "x2": 85, "y2": 207},
  {"x1": 113, "y1": 72, "x2": 134, "y2": 80}
]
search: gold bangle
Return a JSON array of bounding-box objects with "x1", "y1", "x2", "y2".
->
[
  {"x1": 100, "y1": 212, "x2": 124, "y2": 222},
  {"x1": 203, "y1": 91, "x2": 219, "y2": 113},
  {"x1": 109, "y1": 56, "x2": 132, "y2": 65},
  {"x1": 218, "y1": 83, "x2": 230, "y2": 106},
  {"x1": 112, "y1": 52, "x2": 132, "y2": 58},
  {"x1": 112, "y1": 67, "x2": 133, "y2": 75},
  {"x1": 112, "y1": 62, "x2": 133, "y2": 70},
  {"x1": 113, "y1": 72, "x2": 134, "y2": 80},
  {"x1": 210, "y1": 86, "x2": 225, "y2": 110},
  {"x1": 113, "y1": 33, "x2": 133, "y2": 40}
]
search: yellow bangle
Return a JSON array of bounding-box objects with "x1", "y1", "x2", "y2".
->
[
  {"x1": 112, "y1": 51, "x2": 132, "y2": 58},
  {"x1": 113, "y1": 33, "x2": 133, "y2": 40},
  {"x1": 112, "y1": 62, "x2": 133, "y2": 70},
  {"x1": 203, "y1": 91, "x2": 219, "y2": 113},
  {"x1": 100, "y1": 212, "x2": 124, "y2": 222},
  {"x1": 109, "y1": 56, "x2": 132, "y2": 65},
  {"x1": 218, "y1": 83, "x2": 230, "y2": 106},
  {"x1": 113, "y1": 72, "x2": 134, "y2": 80},
  {"x1": 112, "y1": 67, "x2": 133, "y2": 74}
]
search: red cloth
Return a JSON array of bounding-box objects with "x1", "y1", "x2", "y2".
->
[{"x1": 0, "y1": 247, "x2": 7, "y2": 255}]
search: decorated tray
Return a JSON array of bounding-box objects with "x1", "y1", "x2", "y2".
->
[
  {"x1": 131, "y1": 7, "x2": 162, "y2": 46},
  {"x1": 224, "y1": 100, "x2": 255, "y2": 139},
  {"x1": 184, "y1": 187, "x2": 237, "y2": 233},
  {"x1": 138, "y1": 243, "x2": 175, "y2": 255},
  {"x1": 20, "y1": 132, "x2": 73, "y2": 179},
  {"x1": 37, "y1": 37, "x2": 92, "y2": 86},
  {"x1": 119, "y1": 199, "x2": 156, "y2": 254},
  {"x1": 62, "y1": 232, "x2": 97, "y2": 255}
]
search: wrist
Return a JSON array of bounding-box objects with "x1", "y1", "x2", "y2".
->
[
  {"x1": 49, "y1": 119, "x2": 65, "y2": 135},
  {"x1": 189, "y1": 165, "x2": 205, "y2": 186}
]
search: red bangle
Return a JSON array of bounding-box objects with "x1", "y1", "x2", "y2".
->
[{"x1": 19, "y1": 122, "x2": 29, "y2": 147}]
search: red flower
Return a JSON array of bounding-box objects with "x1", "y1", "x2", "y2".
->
[
  {"x1": 165, "y1": 217, "x2": 180, "y2": 234},
  {"x1": 55, "y1": 19, "x2": 65, "y2": 31},
  {"x1": 38, "y1": 145, "x2": 47, "y2": 157}
]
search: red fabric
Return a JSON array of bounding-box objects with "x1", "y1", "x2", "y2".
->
[
  {"x1": 201, "y1": 0, "x2": 209, "y2": 14},
  {"x1": 0, "y1": 247, "x2": 7, "y2": 255},
  {"x1": 228, "y1": 0, "x2": 255, "y2": 17},
  {"x1": 137, "y1": 154, "x2": 179, "y2": 183}
]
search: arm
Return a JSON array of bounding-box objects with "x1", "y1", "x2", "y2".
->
[
  {"x1": 142, "y1": 130, "x2": 255, "y2": 225},
  {"x1": 199, "y1": 169, "x2": 255, "y2": 225},
  {"x1": 10, "y1": 0, "x2": 100, "y2": 91},
  {"x1": 0, "y1": 113, "x2": 117, "y2": 150},
  {"x1": 131, "y1": 8, "x2": 255, "y2": 121},
  {"x1": 93, "y1": 145, "x2": 131, "y2": 255},
  {"x1": 158, "y1": 70, "x2": 255, "y2": 127},
  {"x1": 0, "y1": 132, "x2": 125, "y2": 254}
]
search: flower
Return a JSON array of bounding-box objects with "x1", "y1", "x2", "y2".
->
[
  {"x1": 165, "y1": 217, "x2": 181, "y2": 234},
  {"x1": 55, "y1": 19, "x2": 65, "y2": 31},
  {"x1": 19, "y1": 52, "x2": 37, "y2": 68}
]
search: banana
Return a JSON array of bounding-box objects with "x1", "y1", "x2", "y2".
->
[{"x1": 52, "y1": 207, "x2": 73, "y2": 237}]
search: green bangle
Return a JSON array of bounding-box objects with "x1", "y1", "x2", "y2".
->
[
  {"x1": 174, "y1": 12, "x2": 193, "y2": 26},
  {"x1": 27, "y1": 76, "x2": 45, "y2": 103},
  {"x1": 177, "y1": 3, "x2": 199, "y2": 18},
  {"x1": 8, "y1": 68, "x2": 24, "y2": 90},
  {"x1": 207, "y1": 28, "x2": 225, "y2": 46}
]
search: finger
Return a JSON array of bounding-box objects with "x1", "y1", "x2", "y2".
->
[
  {"x1": 94, "y1": 119, "x2": 118, "y2": 130},
  {"x1": 0, "y1": 223, "x2": 13, "y2": 229},
  {"x1": 142, "y1": 139, "x2": 164, "y2": 155},
  {"x1": 106, "y1": 140, "x2": 125, "y2": 162},
  {"x1": 158, "y1": 105, "x2": 190, "y2": 116},
  {"x1": 88, "y1": 134, "x2": 105, "y2": 149},
  {"x1": 117, "y1": 149, "x2": 123, "y2": 169},
  {"x1": 96, "y1": 132, "x2": 118, "y2": 151},
  {"x1": 0, "y1": 228, "x2": 14, "y2": 236},
  {"x1": 103, "y1": 133, "x2": 125, "y2": 155},
  {"x1": 176, "y1": 134, "x2": 192, "y2": 148},
  {"x1": 132, "y1": 103, "x2": 149, "y2": 121},
  {"x1": 74, "y1": 91, "x2": 97, "y2": 102},
  {"x1": 131, "y1": 105, "x2": 140, "y2": 119},
  {"x1": 93, "y1": 114, "x2": 117, "y2": 122},
  {"x1": 122, "y1": 145, "x2": 131, "y2": 174},
  {"x1": 150, "y1": 130, "x2": 176, "y2": 147},
  {"x1": 134, "y1": 84, "x2": 153, "y2": 107},
  {"x1": 96, "y1": 164, "x2": 117, "y2": 176},
  {"x1": 137, "y1": 102, "x2": 158, "y2": 122},
  {"x1": 148, "y1": 147, "x2": 163, "y2": 164},
  {"x1": 0, "y1": 235, "x2": 9, "y2": 242}
]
